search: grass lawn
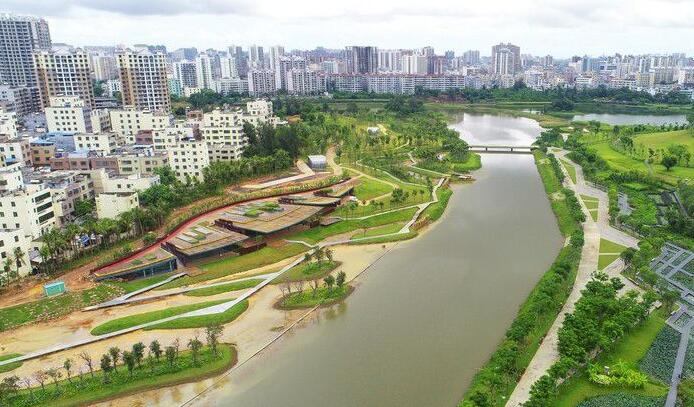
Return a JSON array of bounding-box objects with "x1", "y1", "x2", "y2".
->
[
  {"x1": 451, "y1": 153, "x2": 482, "y2": 172},
  {"x1": 353, "y1": 176, "x2": 393, "y2": 201},
  {"x1": 553, "y1": 310, "x2": 669, "y2": 407},
  {"x1": 0, "y1": 284, "x2": 122, "y2": 333},
  {"x1": 600, "y1": 238, "x2": 628, "y2": 254},
  {"x1": 288, "y1": 207, "x2": 417, "y2": 245},
  {"x1": 274, "y1": 261, "x2": 340, "y2": 284},
  {"x1": 277, "y1": 285, "x2": 352, "y2": 309},
  {"x1": 421, "y1": 187, "x2": 453, "y2": 223},
  {"x1": 591, "y1": 140, "x2": 694, "y2": 185},
  {"x1": 349, "y1": 231, "x2": 418, "y2": 245},
  {"x1": 561, "y1": 159, "x2": 578, "y2": 183},
  {"x1": 350, "y1": 222, "x2": 404, "y2": 239},
  {"x1": 184, "y1": 279, "x2": 262, "y2": 297},
  {"x1": 580, "y1": 195, "x2": 599, "y2": 210},
  {"x1": 107, "y1": 273, "x2": 172, "y2": 293},
  {"x1": 598, "y1": 254, "x2": 621, "y2": 270},
  {"x1": 2, "y1": 345, "x2": 235, "y2": 407},
  {"x1": 0, "y1": 353, "x2": 22, "y2": 373},
  {"x1": 146, "y1": 300, "x2": 248, "y2": 330},
  {"x1": 91, "y1": 299, "x2": 228, "y2": 335},
  {"x1": 634, "y1": 129, "x2": 694, "y2": 150},
  {"x1": 160, "y1": 243, "x2": 306, "y2": 290}
]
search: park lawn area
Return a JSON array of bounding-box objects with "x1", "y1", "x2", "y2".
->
[
  {"x1": 553, "y1": 310, "x2": 669, "y2": 407},
  {"x1": 0, "y1": 284, "x2": 122, "y2": 333},
  {"x1": 0, "y1": 353, "x2": 22, "y2": 373},
  {"x1": 3, "y1": 345, "x2": 235, "y2": 407},
  {"x1": 350, "y1": 222, "x2": 405, "y2": 239},
  {"x1": 580, "y1": 195, "x2": 599, "y2": 210},
  {"x1": 278, "y1": 285, "x2": 352, "y2": 309},
  {"x1": 598, "y1": 254, "x2": 621, "y2": 270},
  {"x1": 600, "y1": 238, "x2": 628, "y2": 254},
  {"x1": 591, "y1": 141, "x2": 694, "y2": 185},
  {"x1": 634, "y1": 129, "x2": 694, "y2": 150},
  {"x1": 451, "y1": 152, "x2": 482, "y2": 173},
  {"x1": 274, "y1": 261, "x2": 340, "y2": 284},
  {"x1": 288, "y1": 207, "x2": 417, "y2": 245},
  {"x1": 107, "y1": 273, "x2": 172, "y2": 293},
  {"x1": 90, "y1": 299, "x2": 228, "y2": 335},
  {"x1": 146, "y1": 300, "x2": 248, "y2": 330},
  {"x1": 353, "y1": 176, "x2": 394, "y2": 201},
  {"x1": 561, "y1": 159, "x2": 578, "y2": 183},
  {"x1": 184, "y1": 279, "x2": 262, "y2": 297},
  {"x1": 160, "y1": 243, "x2": 306, "y2": 289}
]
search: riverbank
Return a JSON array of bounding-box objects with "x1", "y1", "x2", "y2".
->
[{"x1": 460, "y1": 150, "x2": 584, "y2": 407}]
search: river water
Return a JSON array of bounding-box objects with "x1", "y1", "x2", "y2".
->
[{"x1": 184, "y1": 112, "x2": 563, "y2": 407}]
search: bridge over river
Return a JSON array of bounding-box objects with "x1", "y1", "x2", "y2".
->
[{"x1": 469, "y1": 145, "x2": 537, "y2": 154}]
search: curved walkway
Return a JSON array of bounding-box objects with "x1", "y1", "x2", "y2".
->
[{"x1": 506, "y1": 149, "x2": 637, "y2": 406}]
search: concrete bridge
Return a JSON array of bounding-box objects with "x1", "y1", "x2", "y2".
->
[{"x1": 469, "y1": 145, "x2": 537, "y2": 154}]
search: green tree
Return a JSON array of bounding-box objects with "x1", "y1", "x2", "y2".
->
[
  {"x1": 205, "y1": 324, "x2": 224, "y2": 357},
  {"x1": 165, "y1": 346, "x2": 176, "y2": 368},
  {"x1": 323, "y1": 274, "x2": 335, "y2": 292},
  {"x1": 108, "y1": 347, "x2": 120, "y2": 373},
  {"x1": 122, "y1": 351, "x2": 136, "y2": 377},
  {"x1": 662, "y1": 155, "x2": 678, "y2": 171},
  {"x1": 149, "y1": 340, "x2": 162, "y2": 362},
  {"x1": 63, "y1": 358, "x2": 73, "y2": 383},
  {"x1": 132, "y1": 342, "x2": 146, "y2": 368},
  {"x1": 188, "y1": 336, "x2": 203, "y2": 366},
  {"x1": 335, "y1": 271, "x2": 346, "y2": 287},
  {"x1": 100, "y1": 354, "x2": 112, "y2": 383}
]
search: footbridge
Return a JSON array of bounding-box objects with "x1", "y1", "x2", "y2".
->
[{"x1": 469, "y1": 145, "x2": 537, "y2": 154}]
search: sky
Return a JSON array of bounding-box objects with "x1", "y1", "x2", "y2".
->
[{"x1": 3, "y1": 0, "x2": 694, "y2": 57}]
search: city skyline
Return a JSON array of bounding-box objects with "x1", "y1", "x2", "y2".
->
[{"x1": 3, "y1": 0, "x2": 694, "y2": 57}]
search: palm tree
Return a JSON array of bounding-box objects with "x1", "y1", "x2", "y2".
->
[{"x1": 12, "y1": 247, "x2": 24, "y2": 279}]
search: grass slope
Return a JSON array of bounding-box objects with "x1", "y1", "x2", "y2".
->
[
  {"x1": 146, "y1": 300, "x2": 249, "y2": 330},
  {"x1": 91, "y1": 299, "x2": 227, "y2": 335},
  {"x1": 184, "y1": 279, "x2": 262, "y2": 297},
  {"x1": 0, "y1": 353, "x2": 23, "y2": 373}
]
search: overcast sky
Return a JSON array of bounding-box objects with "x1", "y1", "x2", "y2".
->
[{"x1": 4, "y1": 0, "x2": 694, "y2": 57}]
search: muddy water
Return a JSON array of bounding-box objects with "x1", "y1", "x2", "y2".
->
[{"x1": 150, "y1": 112, "x2": 562, "y2": 407}]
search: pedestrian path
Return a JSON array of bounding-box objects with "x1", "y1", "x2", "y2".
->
[
  {"x1": 84, "y1": 272, "x2": 187, "y2": 310},
  {"x1": 506, "y1": 149, "x2": 638, "y2": 406}
]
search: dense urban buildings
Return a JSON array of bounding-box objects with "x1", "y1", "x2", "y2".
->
[{"x1": 0, "y1": 10, "x2": 692, "y2": 279}]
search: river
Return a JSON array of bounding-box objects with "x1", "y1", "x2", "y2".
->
[{"x1": 171, "y1": 111, "x2": 563, "y2": 407}]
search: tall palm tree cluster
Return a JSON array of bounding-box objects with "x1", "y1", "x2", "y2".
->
[{"x1": 0, "y1": 246, "x2": 26, "y2": 287}]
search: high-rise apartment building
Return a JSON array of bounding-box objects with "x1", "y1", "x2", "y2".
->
[
  {"x1": 195, "y1": 55, "x2": 214, "y2": 89},
  {"x1": 462, "y1": 50, "x2": 480, "y2": 65},
  {"x1": 268, "y1": 46, "x2": 285, "y2": 71},
  {"x1": 248, "y1": 45, "x2": 265, "y2": 70},
  {"x1": 378, "y1": 49, "x2": 403, "y2": 72},
  {"x1": 90, "y1": 54, "x2": 118, "y2": 81},
  {"x1": 116, "y1": 49, "x2": 170, "y2": 112},
  {"x1": 491, "y1": 43, "x2": 521, "y2": 75},
  {"x1": 0, "y1": 14, "x2": 51, "y2": 88},
  {"x1": 276, "y1": 56, "x2": 307, "y2": 91},
  {"x1": 34, "y1": 47, "x2": 94, "y2": 108},
  {"x1": 172, "y1": 61, "x2": 197, "y2": 88},
  {"x1": 346, "y1": 46, "x2": 378, "y2": 74}
]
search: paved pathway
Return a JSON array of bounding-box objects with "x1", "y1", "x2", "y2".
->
[
  {"x1": 667, "y1": 310, "x2": 694, "y2": 407},
  {"x1": 506, "y1": 149, "x2": 637, "y2": 406}
]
